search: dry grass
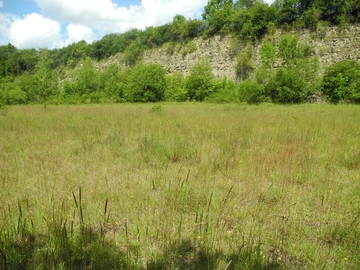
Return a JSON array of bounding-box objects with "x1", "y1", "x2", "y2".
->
[{"x1": 0, "y1": 103, "x2": 359, "y2": 269}]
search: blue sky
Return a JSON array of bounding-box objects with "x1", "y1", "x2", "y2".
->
[{"x1": 0, "y1": 0, "x2": 208, "y2": 49}]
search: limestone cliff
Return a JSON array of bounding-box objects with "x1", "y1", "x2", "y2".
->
[{"x1": 99, "y1": 24, "x2": 360, "y2": 81}]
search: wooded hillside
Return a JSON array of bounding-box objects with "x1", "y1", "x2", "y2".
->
[{"x1": 1, "y1": 0, "x2": 359, "y2": 105}]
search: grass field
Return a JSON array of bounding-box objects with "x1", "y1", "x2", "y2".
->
[{"x1": 0, "y1": 103, "x2": 359, "y2": 269}]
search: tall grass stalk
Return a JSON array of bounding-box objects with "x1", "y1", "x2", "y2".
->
[{"x1": 0, "y1": 103, "x2": 359, "y2": 269}]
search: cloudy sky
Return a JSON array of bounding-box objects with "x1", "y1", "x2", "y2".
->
[{"x1": 0, "y1": 0, "x2": 272, "y2": 50}]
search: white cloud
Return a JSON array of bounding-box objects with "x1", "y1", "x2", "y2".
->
[
  {"x1": 0, "y1": 1, "x2": 3, "y2": 8},
  {"x1": 1, "y1": 0, "x2": 209, "y2": 48},
  {"x1": 65, "y1": 24, "x2": 97, "y2": 45},
  {"x1": 0, "y1": 13, "x2": 12, "y2": 44},
  {"x1": 35, "y1": 0, "x2": 208, "y2": 34},
  {"x1": 8, "y1": 13, "x2": 61, "y2": 49}
]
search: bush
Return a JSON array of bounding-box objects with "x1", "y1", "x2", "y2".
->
[
  {"x1": 124, "y1": 41, "x2": 144, "y2": 67},
  {"x1": 124, "y1": 63, "x2": 167, "y2": 102},
  {"x1": 259, "y1": 42, "x2": 276, "y2": 68},
  {"x1": 7, "y1": 87, "x2": 28, "y2": 104},
  {"x1": 185, "y1": 59, "x2": 215, "y2": 101},
  {"x1": 99, "y1": 65, "x2": 129, "y2": 102},
  {"x1": 238, "y1": 79, "x2": 265, "y2": 104},
  {"x1": 322, "y1": 60, "x2": 360, "y2": 103},
  {"x1": 259, "y1": 35, "x2": 320, "y2": 103},
  {"x1": 235, "y1": 47, "x2": 254, "y2": 81},
  {"x1": 232, "y1": 2, "x2": 277, "y2": 41},
  {"x1": 206, "y1": 78, "x2": 238, "y2": 103},
  {"x1": 165, "y1": 72, "x2": 188, "y2": 101},
  {"x1": 298, "y1": 7, "x2": 321, "y2": 32}
]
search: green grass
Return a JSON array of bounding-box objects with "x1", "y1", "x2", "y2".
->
[{"x1": 0, "y1": 103, "x2": 359, "y2": 269}]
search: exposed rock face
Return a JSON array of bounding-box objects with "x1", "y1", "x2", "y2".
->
[
  {"x1": 143, "y1": 35, "x2": 238, "y2": 80},
  {"x1": 100, "y1": 24, "x2": 360, "y2": 81}
]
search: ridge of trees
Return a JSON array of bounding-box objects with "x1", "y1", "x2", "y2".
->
[{"x1": 0, "y1": 0, "x2": 360, "y2": 106}]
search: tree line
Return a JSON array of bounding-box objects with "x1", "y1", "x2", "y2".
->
[
  {"x1": 1, "y1": 34, "x2": 359, "y2": 106},
  {"x1": 0, "y1": 0, "x2": 360, "y2": 106}
]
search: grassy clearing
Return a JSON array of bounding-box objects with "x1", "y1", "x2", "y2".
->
[{"x1": 0, "y1": 103, "x2": 359, "y2": 269}]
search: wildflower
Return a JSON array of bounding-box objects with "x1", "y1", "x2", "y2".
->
[{"x1": 344, "y1": 257, "x2": 348, "y2": 261}]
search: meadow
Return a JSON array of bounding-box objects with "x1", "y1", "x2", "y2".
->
[{"x1": 0, "y1": 103, "x2": 359, "y2": 269}]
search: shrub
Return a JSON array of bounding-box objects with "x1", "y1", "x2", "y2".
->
[
  {"x1": 260, "y1": 35, "x2": 320, "y2": 103},
  {"x1": 266, "y1": 61, "x2": 320, "y2": 104},
  {"x1": 278, "y1": 35, "x2": 303, "y2": 66},
  {"x1": 298, "y1": 7, "x2": 321, "y2": 32},
  {"x1": 7, "y1": 87, "x2": 28, "y2": 104},
  {"x1": 99, "y1": 65, "x2": 129, "y2": 102},
  {"x1": 232, "y1": 2, "x2": 277, "y2": 41},
  {"x1": 206, "y1": 78, "x2": 238, "y2": 103},
  {"x1": 185, "y1": 59, "x2": 215, "y2": 101},
  {"x1": 124, "y1": 41, "x2": 144, "y2": 67},
  {"x1": 124, "y1": 63, "x2": 167, "y2": 102},
  {"x1": 322, "y1": 60, "x2": 360, "y2": 103},
  {"x1": 238, "y1": 79, "x2": 265, "y2": 104},
  {"x1": 165, "y1": 72, "x2": 188, "y2": 101},
  {"x1": 259, "y1": 42, "x2": 276, "y2": 68},
  {"x1": 235, "y1": 47, "x2": 254, "y2": 81}
]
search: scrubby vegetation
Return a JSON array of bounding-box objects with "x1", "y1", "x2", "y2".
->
[
  {"x1": 1, "y1": 1, "x2": 359, "y2": 268},
  {"x1": 1, "y1": 0, "x2": 360, "y2": 105},
  {"x1": 0, "y1": 104, "x2": 359, "y2": 269}
]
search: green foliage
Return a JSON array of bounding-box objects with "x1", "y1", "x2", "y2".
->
[
  {"x1": 75, "y1": 57, "x2": 99, "y2": 96},
  {"x1": 186, "y1": 19, "x2": 206, "y2": 39},
  {"x1": 181, "y1": 41, "x2": 197, "y2": 58},
  {"x1": 257, "y1": 35, "x2": 320, "y2": 103},
  {"x1": 346, "y1": 0, "x2": 360, "y2": 22},
  {"x1": 202, "y1": 0, "x2": 234, "y2": 35},
  {"x1": 272, "y1": 0, "x2": 284, "y2": 11},
  {"x1": 238, "y1": 79, "x2": 265, "y2": 104},
  {"x1": 278, "y1": 0, "x2": 303, "y2": 24},
  {"x1": 142, "y1": 26, "x2": 162, "y2": 48},
  {"x1": 1, "y1": 0, "x2": 360, "y2": 106},
  {"x1": 7, "y1": 86, "x2": 28, "y2": 105},
  {"x1": 185, "y1": 59, "x2": 215, "y2": 101},
  {"x1": 99, "y1": 65, "x2": 130, "y2": 103},
  {"x1": 298, "y1": 6, "x2": 321, "y2": 31},
  {"x1": 165, "y1": 72, "x2": 188, "y2": 101},
  {"x1": 322, "y1": 60, "x2": 360, "y2": 103},
  {"x1": 316, "y1": 0, "x2": 347, "y2": 24},
  {"x1": 33, "y1": 50, "x2": 58, "y2": 105},
  {"x1": 232, "y1": 2, "x2": 277, "y2": 41},
  {"x1": 235, "y1": 47, "x2": 254, "y2": 80},
  {"x1": 206, "y1": 78, "x2": 238, "y2": 103},
  {"x1": 124, "y1": 40, "x2": 144, "y2": 67},
  {"x1": 0, "y1": 79, "x2": 28, "y2": 105},
  {"x1": 165, "y1": 42, "x2": 176, "y2": 56},
  {"x1": 278, "y1": 35, "x2": 303, "y2": 65},
  {"x1": 266, "y1": 67, "x2": 307, "y2": 103},
  {"x1": 124, "y1": 63, "x2": 167, "y2": 102},
  {"x1": 171, "y1": 15, "x2": 188, "y2": 42},
  {"x1": 259, "y1": 42, "x2": 276, "y2": 68},
  {"x1": 278, "y1": 0, "x2": 349, "y2": 26},
  {"x1": 265, "y1": 56, "x2": 320, "y2": 103},
  {"x1": 0, "y1": 44, "x2": 39, "y2": 77}
]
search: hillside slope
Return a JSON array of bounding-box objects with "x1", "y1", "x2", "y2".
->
[{"x1": 98, "y1": 24, "x2": 360, "y2": 81}]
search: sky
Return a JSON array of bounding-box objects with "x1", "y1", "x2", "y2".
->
[{"x1": 0, "y1": 0, "x2": 273, "y2": 50}]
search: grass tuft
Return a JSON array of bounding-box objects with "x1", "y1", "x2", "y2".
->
[{"x1": 0, "y1": 103, "x2": 359, "y2": 268}]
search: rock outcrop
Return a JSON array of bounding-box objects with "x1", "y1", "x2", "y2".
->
[{"x1": 99, "y1": 24, "x2": 360, "y2": 81}]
